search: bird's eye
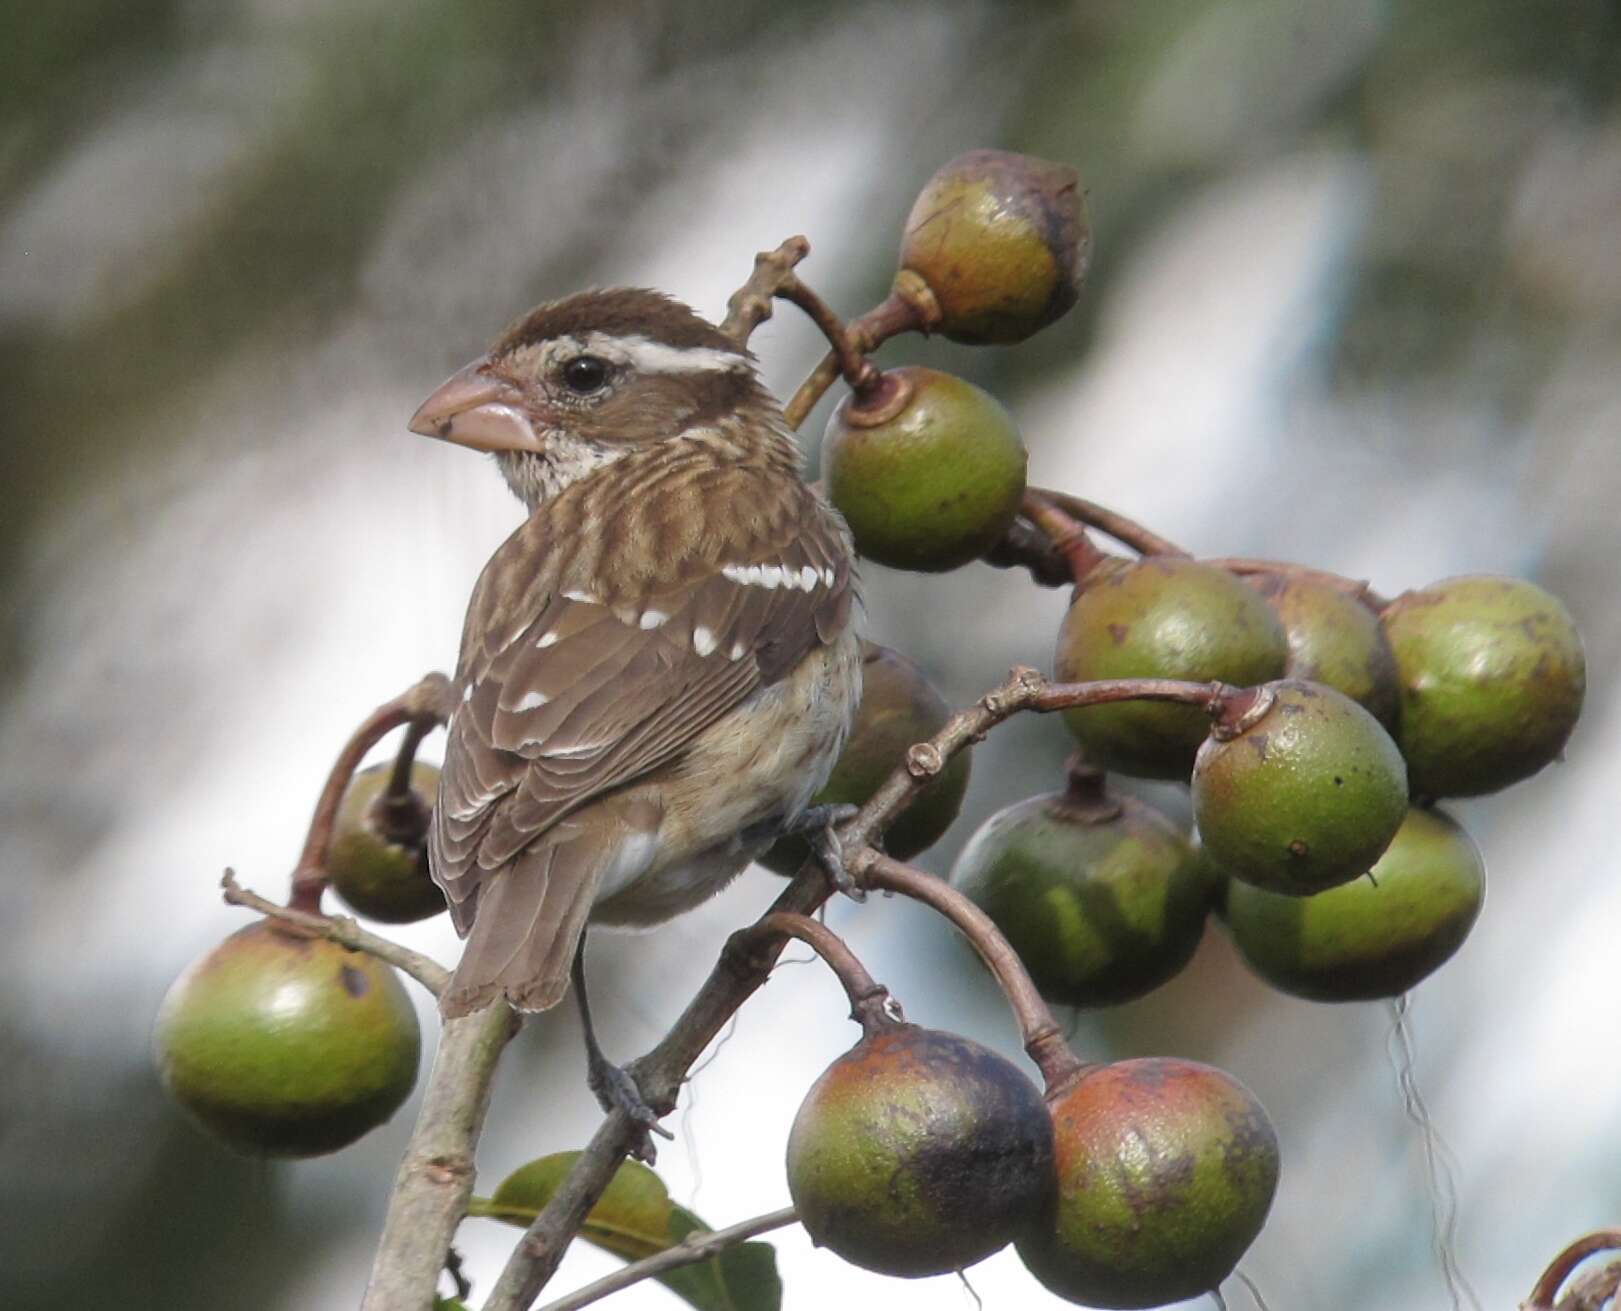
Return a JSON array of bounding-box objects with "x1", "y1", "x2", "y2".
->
[{"x1": 561, "y1": 355, "x2": 611, "y2": 394}]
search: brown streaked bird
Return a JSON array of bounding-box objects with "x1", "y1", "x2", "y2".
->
[{"x1": 408, "y1": 288, "x2": 862, "y2": 1119}]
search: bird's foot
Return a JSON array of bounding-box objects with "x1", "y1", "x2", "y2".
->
[
  {"x1": 585, "y1": 1053, "x2": 673, "y2": 1163},
  {"x1": 783, "y1": 803, "x2": 864, "y2": 901}
]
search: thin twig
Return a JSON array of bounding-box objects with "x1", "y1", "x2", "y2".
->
[
  {"x1": 743, "y1": 911, "x2": 896, "y2": 1032},
  {"x1": 290, "y1": 672, "x2": 453, "y2": 911},
  {"x1": 782, "y1": 292, "x2": 922, "y2": 429},
  {"x1": 718, "y1": 237, "x2": 811, "y2": 346},
  {"x1": 1021, "y1": 489, "x2": 1109, "y2": 586},
  {"x1": 776, "y1": 275, "x2": 879, "y2": 394},
  {"x1": 534, "y1": 1207, "x2": 799, "y2": 1311},
  {"x1": 1525, "y1": 1231, "x2": 1621, "y2": 1308},
  {"x1": 1032, "y1": 487, "x2": 1190, "y2": 558},
  {"x1": 852, "y1": 853, "x2": 1084, "y2": 1092},
  {"x1": 221, "y1": 868, "x2": 450, "y2": 996}
]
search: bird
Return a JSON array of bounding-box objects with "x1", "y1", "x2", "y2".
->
[{"x1": 407, "y1": 287, "x2": 862, "y2": 1119}]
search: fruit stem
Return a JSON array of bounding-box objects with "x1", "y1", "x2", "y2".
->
[
  {"x1": 1021, "y1": 489, "x2": 1109, "y2": 586},
  {"x1": 1203, "y1": 557, "x2": 1388, "y2": 611},
  {"x1": 783, "y1": 291, "x2": 923, "y2": 429},
  {"x1": 743, "y1": 912, "x2": 899, "y2": 1035},
  {"x1": 222, "y1": 868, "x2": 451, "y2": 996},
  {"x1": 289, "y1": 673, "x2": 452, "y2": 913},
  {"x1": 777, "y1": 274, "x2": 881, "y2": 399},
  {"x1": 1059, "y1": 753, "x2": 1122, "y2": 823},
  {"x1": 850, "y1": 852, "x2": 1086, "y2": 1092},
  {"x1": 1524, "y1": 1229, "x2": 1621, "y2": 1308},
  {"x1": 1030, "y1": 486, "x2": 1191, "y2": 559}
]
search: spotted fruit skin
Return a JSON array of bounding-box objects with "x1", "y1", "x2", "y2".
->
[
  {"x1": 329, "y1": 760, "x2": 447, "y2": 923},
  {"x1": 1381, "y1": 575, "x2": 1585, "y2": 798},
  {"x1": 950, "y1": 791, "x2": 1212, "y2": 1007},
  {"x1": 1017, "y1": 1058, "x2": 1279, "y2": 1309},
  {"x1": 1056, "y1": 558, "x2": 1287, "y2": 780},
  {"x1": 1247, "y1": 573, "x2": 1398, "y2": 728},
  {"x1": 823, "y1": 366, "x2": 1027, "y2": 573},
  {"x1": 899, "y1": 149, "x2": 1090, "y2": 344},
  {"x1": 154, "y1": 921, "x2": 420, "y2": 1157},
  {"x1": 760, "y1": 643, "x2": 969, "y2": 873},
  {"x1": 1193, "y1": 680, "x2": 1408, "y2": 895},
  {"x1": 786, "y1": 1025, "x2": 1054, "y2": 1278},
  {"x1": 1224, "y1": 805, "x2": 1484, "y2": 1001}
]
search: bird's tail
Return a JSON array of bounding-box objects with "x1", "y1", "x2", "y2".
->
[{"x1": 439, "y1": 827, "x2": 611, "y2": 1018}]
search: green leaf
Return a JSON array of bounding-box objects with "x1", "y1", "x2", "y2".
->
[{"x1": 476, "y1": 1152, "x2": 782, "y2": 1311}]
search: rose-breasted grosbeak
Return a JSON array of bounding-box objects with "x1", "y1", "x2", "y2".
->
[{"x1": 408, "y1": 289, "x2": 862, "y2": 1068}]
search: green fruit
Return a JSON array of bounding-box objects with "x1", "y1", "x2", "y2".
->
[
  {"x1": 154, "y1": 921, "x2": 420, "y2": 1157},
  {"x1": 1193, "y1": 680, "x2": 1408, "y2": 895},
  {"x1": 329, "y1": 761, "x2": 447, "y2": 923},
  {"x1": 949, "y1": 773, "x2": 1213, "y2": 1007},
  {"x1": 1247, "y1": 572, "x2": 1398, "y2": 728},
  {"x1": 786, "y1": 1024, "x2": 1054, "y2": 1278},
  {"x1": 1017, "y1": 1058, "x2": 1278, "y2": 1308},
  {"x1": 1224, "y1": 806, "x2": 1484, "y2": 1001},
  {"x1": 1056, "y1": 558, "x2": 1288, "y2": 779},
  {"x1": 823, "y1": 366, "x2": 1027, "y2": 573},
  {"x1": 897, "y1": 149, "x2": 1090, "y2": 344},
  {"x1": 760, "y1": 643, "x2": 970, "y2": 874},
  {"x1": 1381, "y1": 575, "x2": 1585, "y2": 797}
]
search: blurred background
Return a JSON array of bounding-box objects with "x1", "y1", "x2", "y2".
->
[{"x1": 3, "y1": 1, "x2": 1619, "y2": 1308}]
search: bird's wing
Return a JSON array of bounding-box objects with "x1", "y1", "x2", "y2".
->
[{"x1": 431, "y1": 471, "x2": 854, "y2": 936}]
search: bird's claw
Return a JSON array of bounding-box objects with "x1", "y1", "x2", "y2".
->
[
  {"x1": 785, "y1": 803, "x2": 864, "y2": 901},
  {"x1": 585, "y1": 1055, "x2": 673, "y2": 1163}
]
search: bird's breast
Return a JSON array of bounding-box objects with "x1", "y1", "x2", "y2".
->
[{"x1": 589, "y1": 625, "x2": 864, "y2": 926}]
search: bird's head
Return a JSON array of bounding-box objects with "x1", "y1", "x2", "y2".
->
[{"x1": 409, "y1": 288, "x2": 780, "y2": 509}]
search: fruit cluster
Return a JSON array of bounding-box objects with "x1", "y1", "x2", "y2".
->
[{"x1": 151, "y1": 151, "x2": 1587, "y2": 1311}]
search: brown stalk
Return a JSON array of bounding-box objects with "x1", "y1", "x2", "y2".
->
[
  {"x1": 1031, "y1": 486, "x2": 1190, "y2": 559},
  {"x1": 1021, "y1": 488, "x2": 1109, "y2": 586},
  {"x1": 1525, "y1": 1230, "x2": 1621, "y2": 1309},
  {"x1": 222, "y1": 868, "x2": 449, "y2": 996},
  {"x1": 851, "y1": 852, "x2": 1084, "y2": 1091},
  {"x1": 288, "y1": 672, "x2": 453, "y2": 912},
  {"x1": 783, "y1": 292, "x2": 923, "y2": 429},
  {"x1": 717, "y1": 236, "x2": 811, "y2": 346},
  {"x1": 743, "y1": 912, "x2": 897, "y2": 1034}
]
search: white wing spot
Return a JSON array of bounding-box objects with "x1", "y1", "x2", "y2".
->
[
  {"x1": 822, "y1": 567, "x2": 837, "y2": 587},
  {"x1": 759, "y1": 564, "x2": 782, "y2": 589},
  {"x1": 799, "y1": 564, "x2": 820, "y2": 590},
  {"x1": 729, "y1": 640, "x2": 748, "y2": 660},
  {"x1": 562, "y1": 588, "x2": 596, "y2": 604},
  {"x1": 639, "y1": 609, "x2": 669, "y2": 630},
  {"x1": 536, "y1": 631, "x2": 559, "y2": 648},
  {"x1": 693, "y1": 625, "x2": 718, "y2": 657},
  {"x1": 513, "y1": 689, "x2": 550, "y2": 710},
  {"x1": 461, "y1": 683, "x2": 474, "y2": 704}
]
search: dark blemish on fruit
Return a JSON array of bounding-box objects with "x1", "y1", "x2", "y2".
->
[
  {"x1": 340, "y1": 965, "x2": 369, "y2": 998},
  {"x1": 1333, "y1": 776, "x2": 1344, "y2": 786},
  {"x1": 1287, "y1": 839, "x2": 1309, "y2": 859},
  {"x1": 1108, "y1": 623, "x2": 1129, "y2": 646}
]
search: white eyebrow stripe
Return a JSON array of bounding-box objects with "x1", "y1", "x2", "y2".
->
[{"x1": 584, "y1": 332, "x2": 751, "y2": 377}]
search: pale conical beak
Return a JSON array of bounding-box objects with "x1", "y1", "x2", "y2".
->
[{"x1": 407, "y1": 358, "x2": 541, "y2": 454}]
